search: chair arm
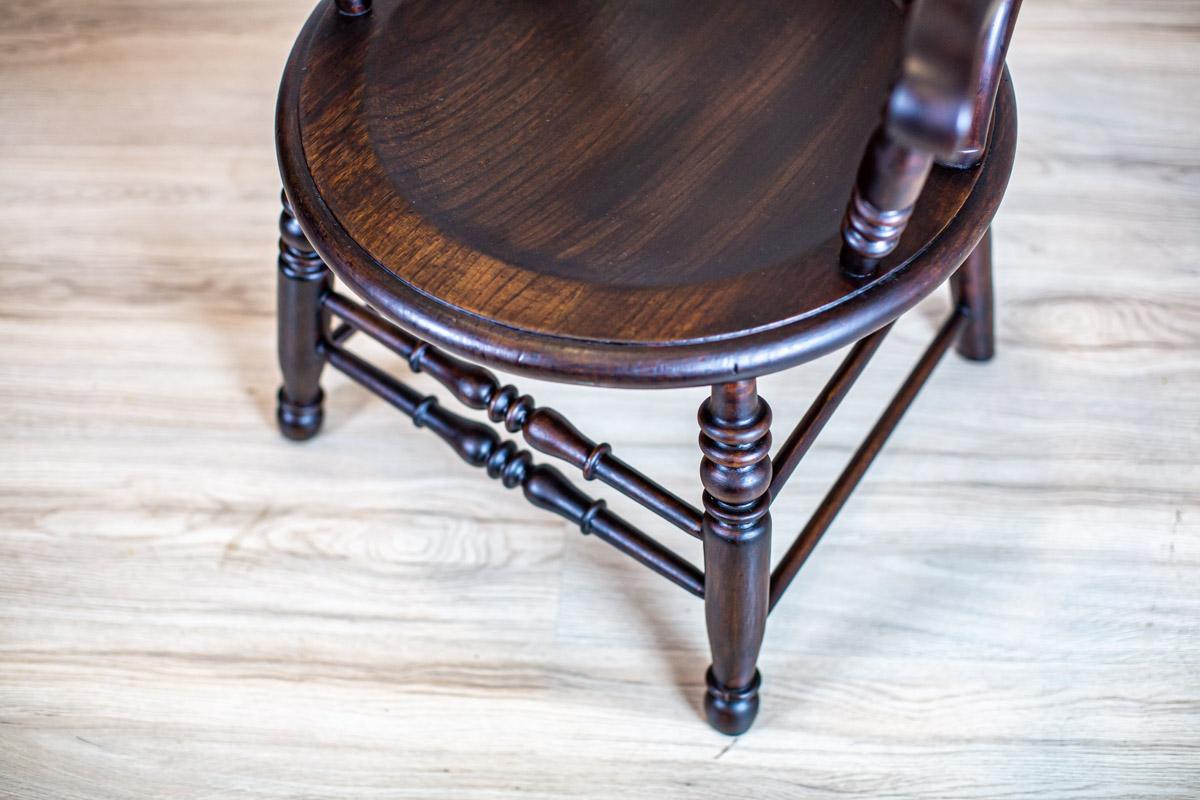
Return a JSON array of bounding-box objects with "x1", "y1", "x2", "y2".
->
[
  {"x1": 889, "y1": 0, "x2": 1021, "y2": 164},
  {"x1": 840, "y1": 0, "x2": 1021, "y2": 276}
]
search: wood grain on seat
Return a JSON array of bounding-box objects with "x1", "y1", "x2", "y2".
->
[{"x1": 281, "y1": 0, "x2": 1016, "y2": 386}]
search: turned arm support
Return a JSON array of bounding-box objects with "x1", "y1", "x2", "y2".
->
[{"x1": 841, "y1": 0, "x2": 1021, "y2": 276}]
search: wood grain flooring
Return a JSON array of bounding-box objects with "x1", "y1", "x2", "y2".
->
[{"x1": 1, "y1": 1, "x2": 1198, "y2": 797}]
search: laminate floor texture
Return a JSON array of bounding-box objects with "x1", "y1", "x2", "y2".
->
[{"x1": 1, "y1": 2, "x2": 1198, "y2": 798}]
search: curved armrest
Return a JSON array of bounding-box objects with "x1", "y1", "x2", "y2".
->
[
  {"x1": 840, "y1": 0, "x2": 1021, "y2": 276},
  {"x1": 888, "y1": 0, "x2": 1019, "y2": 161}
]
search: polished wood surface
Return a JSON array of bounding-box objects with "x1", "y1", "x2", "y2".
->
[
  {"x1": 319, "y1": 335, "x2": 706, "y2": 597},
  {"x1": 699, "y1": 380, "x2": 773, "y2": 734},
  {"x1": 280, "y1": 0, "x2": 1016, "y2": 385},
  {"x1": 839, "y1": 0, "x2": 1023, "y2": 274},
  {"x1": 2, "y1": 0, "x2": 1199, "y2": 796},
  {"x1": 323, "y1": 290, "x2": 706, "y2": 538}
]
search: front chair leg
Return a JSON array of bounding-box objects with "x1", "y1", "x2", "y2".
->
[
  {"x1": 951, "y1": 227, "x2": 995, "y2": 361},
  {"x1": 698, "y1": 379, "x2": 772, "y2": 735},
  {"x1": 276, "y1": 190, "x2": 331, "y2": 440}
]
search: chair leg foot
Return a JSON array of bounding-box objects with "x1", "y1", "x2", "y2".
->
[
  {"x1": 951, "y1": 228, "x2": 995, "y2": 362},
  {"x1": 277, "y1": 387, "x2": 324, "y2": 441},
  {"x1": 704, "y1": 667, "x2": 760, "y2": 735}
]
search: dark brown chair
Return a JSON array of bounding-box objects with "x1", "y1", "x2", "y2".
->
[{"x1": 275, "y1": 0, "x2": 1021, "y2": 734}]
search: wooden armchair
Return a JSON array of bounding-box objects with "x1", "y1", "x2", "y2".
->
[{"x1": 275, "y1": 0, "x2": 1021, "y2": 735}]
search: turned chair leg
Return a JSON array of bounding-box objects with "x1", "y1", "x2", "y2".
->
[
  {"x1": 698, "y1": 380, "x2": 772, "y2": 735},
  {"x1": 951, "y1": 227, "x2": 995, "y2": 362},
  {"x1": 276, "y1": 190, "x2": 330, "y2": 440}
]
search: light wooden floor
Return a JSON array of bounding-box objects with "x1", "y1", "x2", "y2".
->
[{"x1": 2, "y1": 2, "x2": 1198, "y2": 798}]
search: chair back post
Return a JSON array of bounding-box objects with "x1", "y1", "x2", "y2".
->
[{"x1": 840, "y1": 0, "x2": 1021, "y2": 277}]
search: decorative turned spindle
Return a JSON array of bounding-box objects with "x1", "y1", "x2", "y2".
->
[
  {"x1": 940, "y1": 0, "x2": 1022, "y2": 169},
  {"x1": 320, "y1": 290, "x2": 705, "y2": 537},
  {"x1": 321, "y1": 341, "x2": 706, "y2": 596},
  {"x1": 698, "y1": 379, "x2": 773, "y2": 735}
]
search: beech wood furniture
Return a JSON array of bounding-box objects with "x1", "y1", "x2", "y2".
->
[{"x1": 275, "y1": 0, "x2": 1021, "y2": 735}]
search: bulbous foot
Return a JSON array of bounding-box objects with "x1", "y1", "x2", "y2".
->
[
  {"x1": 704, "y1": 667, "x2": 761, "y2": 735},
  {"x1": 277, "y1": 387, "x2": 324, "y2": 441}
]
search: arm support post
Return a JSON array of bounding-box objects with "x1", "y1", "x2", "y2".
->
[{"x1": 841, "y1": 0, "x2": 1021, "y2": 273}]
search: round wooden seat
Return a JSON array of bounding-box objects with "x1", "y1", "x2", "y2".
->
[{"x1": 278, "y1": 0, "x2": 1017, "y2": 387}]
